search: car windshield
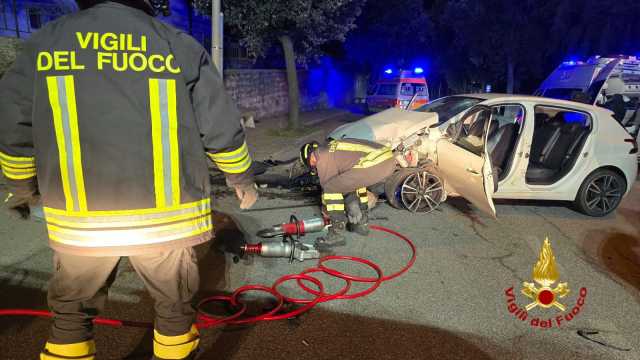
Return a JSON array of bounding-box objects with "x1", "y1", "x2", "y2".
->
[{"x1": 415, "y1": 96, "x2": 483, "y2": 123}]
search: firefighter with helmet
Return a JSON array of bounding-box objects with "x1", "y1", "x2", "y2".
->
[
  {"x1": 299, "y1": 139, "x2": 396, "y2": 247},
  {"x1": 0, "y1": 0, "x2": 258, "y2": 358}
]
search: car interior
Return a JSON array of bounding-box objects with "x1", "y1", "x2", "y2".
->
[
  {"x1": 450, "y1": 104, "x2": 523, "y2": 184},
  {"x1": 525, "y1": 106, "x2": 592, "y2": 185},
  {"x1": 486, "y1": 105, "x2": 523, "y2": 182}
]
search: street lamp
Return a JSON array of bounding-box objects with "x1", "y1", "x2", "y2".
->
[{"x1": 211, "y1": 0, "x2": 223, "y2": 77}]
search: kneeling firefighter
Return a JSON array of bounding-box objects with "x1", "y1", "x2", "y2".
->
[
  {"x1": 300, "y1": 139, "x2": 396, "y2": 246},
  {"x1": 0, "y1": 0, "x2": 258, "y2": 359}
]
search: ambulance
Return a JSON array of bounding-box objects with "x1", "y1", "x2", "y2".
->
[
  {"x1": 366, "y1": 68, "x2": 429, "y2": 113},
  {"x1": 536, "y1": 55, "x2": 640, "y2": 142}
]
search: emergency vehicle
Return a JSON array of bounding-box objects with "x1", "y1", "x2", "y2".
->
[
  {"x1": 366, "y1": 68, "x2": 429, "y2": 113},
  {"x1": 536, "y1": 55, "x2": 640, "y2": 144},
  {"x1": 536, "y1": 55, "x2": 640, "y2": 118}
]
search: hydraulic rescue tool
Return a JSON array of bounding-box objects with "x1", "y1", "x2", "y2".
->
[{"x1": 242, "y1": 215, "x2": 329, "y2": 262}]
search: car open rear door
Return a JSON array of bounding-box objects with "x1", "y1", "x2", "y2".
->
[{"x1": 436, "y1": 106, "x2": 496, "y2": 217}]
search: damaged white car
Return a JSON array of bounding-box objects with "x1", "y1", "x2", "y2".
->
[{"x1": 329, "y1": 94, "x2": 638, "y2": 217}]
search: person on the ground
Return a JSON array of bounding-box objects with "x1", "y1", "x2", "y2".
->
[
  {"x1": 0, "y1": 0, "x2": 257, "y2": 359},
  {"x1": 299, "y1": 139, "x2": 396, "y2": 247}
]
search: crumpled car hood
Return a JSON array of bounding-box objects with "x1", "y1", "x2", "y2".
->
[{"x1": 328, "y1": 108, "x2": 439, "y2": 148}]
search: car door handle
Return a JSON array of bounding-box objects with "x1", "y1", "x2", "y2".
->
[{"x1": 466, "y1": 168, "x2": 480, "y2": 175}]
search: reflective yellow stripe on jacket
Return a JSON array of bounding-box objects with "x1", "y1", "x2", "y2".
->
[
  {"x1": 328, "y1": 140, "x2": 393, "y2": 169},
  {"x1": 353, "y1": 147, "x2": 393, "y2": 169},
  {"x1": 44, "y1": 199, "x2": 212, "y2": 247},
  {"x1": 0, "y1": 152, "x2": 36, "y2": 180},
  {"x1": 149, "y1": 78, "x2": 181, "y2": 208},
  {"x1": 207, "y1": 141, "x2": 252, "y2": 174},
  {"x1": 46, "y1": 75, "x2": 87, "y2": 211}
]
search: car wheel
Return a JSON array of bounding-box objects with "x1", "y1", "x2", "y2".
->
[
  {"x1": 384, "y1": 166, "x2": 444, "y2": 213},
  {"x1": 574, "y1": 169, "x2": 626, "y2": 217}
]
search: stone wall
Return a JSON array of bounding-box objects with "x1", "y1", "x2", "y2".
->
[
  {"x1": 0, "y1": 39, "x2": 329, "y2": 120},
  {"x1": 223, "y1": 69, "x2": 329, "y2": 119},
  {"x1": 0, "y1": 37, "x2": 22, "y2": 77}
]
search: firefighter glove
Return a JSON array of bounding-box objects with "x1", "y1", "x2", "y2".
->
[{"x1": 4, "y1": 192, "x2": 31, "y2": 220}]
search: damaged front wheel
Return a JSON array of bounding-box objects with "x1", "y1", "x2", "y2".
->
[{"x1": 384, "y1": 167, "x2": 444, "y2": 213}]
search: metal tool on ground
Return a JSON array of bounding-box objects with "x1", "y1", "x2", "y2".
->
[
  {"x1": 0, "y1": 224, "x2": 416, "y2": 330},
  {"x1": 242, "y1": 215, "x2": 329, "y2": 263}
]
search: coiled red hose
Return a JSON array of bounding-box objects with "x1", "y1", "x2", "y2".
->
[{"x1": 0, "y1": 225, "x2": 415, "y2": 329}]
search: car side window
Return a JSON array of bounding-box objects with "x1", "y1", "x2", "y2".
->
[{"x1": 452, "y1": 107, "x2": 492, "y2": 156}]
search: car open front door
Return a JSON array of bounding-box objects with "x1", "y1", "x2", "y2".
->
[{"x1": 436, "y1": 106, "x2": 496, "y2": 217}]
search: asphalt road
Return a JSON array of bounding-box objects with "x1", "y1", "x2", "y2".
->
[{"x1": 1, "y1": 175, "x2": 639, "y2": 360}]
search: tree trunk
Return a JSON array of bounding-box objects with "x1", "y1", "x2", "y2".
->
[
  {"x1": 279, "y1": 35, "x2": 300, "y2": 129},
  {"x1": 506, "y1": 58, "x2": 515, "y2": 94}
]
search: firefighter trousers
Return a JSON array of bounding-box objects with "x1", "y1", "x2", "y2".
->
[{"x1": 47, "y1": 247, "x2": 199, "y2": 349}]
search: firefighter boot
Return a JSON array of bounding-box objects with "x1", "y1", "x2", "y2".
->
[
  {"x1": 347, "y1": 209, "x2": 369, "y2": 236},
  {"x1": 315, "y1": 219, "x2": 347, "y2": 249}
]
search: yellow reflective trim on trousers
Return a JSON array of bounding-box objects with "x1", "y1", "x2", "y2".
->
[
  {"x1": 325, "y1": 204, "x2": 345, "y2": 212},
  {"x1": 44, "y1": 340, "x2": 96, "y2": 358},
  {"x1": 47, "y1": 215, "x2": 212, "y2": 247},
  {"x1": 322, "y1": 193, "x2": 344, "y2": 201},
  {"x1": 47, "y1": 76, "x2": 74, "y2": 211},
  {"x1": 154, "y1": 325, "x2": 199, "y2": 345},
  {"x1": 149, "y1": 79, "x2": 166, "y2": 207},
  {"x1": 357, "y1": 187, "x2": 368, "y2": 203},
  {"x1": 64, "y1": 75, "x2": 88, "y2": 211},
  {"x1": 208, "y1": 142, "x2": 249, "y2": 161},
  {"x1": 154, "y1": 339, "x2": 199, "y2": 360},
  {"x1": 43, "y1": 198, "x2": 210, "y2": 217},
  {"x1": 167, "y1": 79, "x2": 181, "y2": 207},
  {"x1": 41, "y1": 353, "x2": 94, "y2": 360}
]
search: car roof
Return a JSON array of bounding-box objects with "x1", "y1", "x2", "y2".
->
[{"x1": 457, "y1": 93, "x2": 608, "y2": 114}]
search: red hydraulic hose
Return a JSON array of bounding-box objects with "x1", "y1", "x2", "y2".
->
[{"x1": 0, "y1": 225, "x2": 416, "y2": 329}]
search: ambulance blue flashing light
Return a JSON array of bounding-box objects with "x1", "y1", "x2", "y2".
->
[
  {"x1": 414, "y1": 67, "x2": 424, "y2": 74},
  {"x1": 384, "y1": 68, "x2": 393, "y2": 74},
  {"x1": 563, "y1": 60, "x2": 577, "y2": 66}
]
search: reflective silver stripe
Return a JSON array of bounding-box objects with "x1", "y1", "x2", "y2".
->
[
  {"x1": 158, "y1": 79, "x2": 174, "y2": 206},
  {"x1": 57, "y1": 76, "x2": 81, "y2": 212},
  {"x1": 44, "y1": 199, "x2": 211, "y2": 229},
  {"x1": 47, "y1": 215, "x2": 212, "y2": 247}
]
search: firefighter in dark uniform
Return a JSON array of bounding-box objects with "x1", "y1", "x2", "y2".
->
[
  {"x1": 0, "y1": 0, "x2": 258, "y2": 359},
  {"x1": 300, "y1": 139, "x2": 396, "y2": 245}
]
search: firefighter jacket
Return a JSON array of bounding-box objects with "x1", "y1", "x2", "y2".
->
[
  {"x1": 314, "y1": 138, "x2": 396, "y2": 194},
  {"x1": 0, "y1": 2, "x2": 253, "y2": 256}
]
